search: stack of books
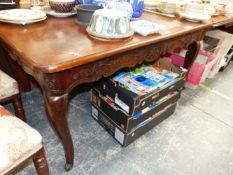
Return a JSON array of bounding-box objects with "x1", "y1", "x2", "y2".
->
[
  {"x1": 113, "y1": 64, "x2": 179, "y2": 95},
  {"x1": 91, "y1": 58, "x2": 187, "y2": 146}
]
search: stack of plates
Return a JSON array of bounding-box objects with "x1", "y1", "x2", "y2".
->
[
  {"x1": 0, "y1": 9, "x2": 47, "y2": 25},
  {"x1": 157, "y1": 1, "x2": 178, "y2": 14},
  {"x1": 178, "y1": 11, "x2": 211, "y2": 23},
  {"x1": 177, "y1": 2, "x2": 211, "y2": 23},
  {"x1": 144, "y1": 0, "x2": 160, "y2": 10},
  {"x1": 43, "y1": 6, "x2": 76, "y2": 18}
]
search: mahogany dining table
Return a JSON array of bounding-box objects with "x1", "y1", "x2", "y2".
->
[{"x1": 0, "y1": 12, "x2": 213, "y2": 170}]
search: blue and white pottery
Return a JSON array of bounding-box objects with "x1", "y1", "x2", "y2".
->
[
  {"x1": 92, "y1": 0, "x2": 133, "y2": 20},
  {"x1": 128, "y1": 0, "x2": 144, "y2": 20},
  {"x1": 92, "y1": 0, "x2": 106, "y2": 7},
  {"x1": 105, "y1": 0, "x2": 133, "y2": 19}
]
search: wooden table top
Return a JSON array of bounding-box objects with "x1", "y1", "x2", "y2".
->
[
  {"x1": 0, "y1": 12, "x2": 212, "y2": 73},
  {"x1": 212, "y1": 14, "x2": 233, "y2": 27}
]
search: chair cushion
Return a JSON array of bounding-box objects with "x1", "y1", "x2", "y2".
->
[
  {"x1": 0, "y1": 70, "x2": 19, "y2": 99},
  {"x1": 0, "y1": 106, "x2": 42, "y2": 174},
  {"x1": 0, "y1": 105, "x2": 12, "y2": 117}
]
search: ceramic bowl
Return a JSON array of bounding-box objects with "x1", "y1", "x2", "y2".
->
[
  {"x1": 76, "y1": 4, "x2": 103, "y2": 26},
  {"x1": 49, "y1": 0, "x2": 75, "y2": 13},
  {"x1": 87, "y1": 9, "x2": 134, "y2": 39}
]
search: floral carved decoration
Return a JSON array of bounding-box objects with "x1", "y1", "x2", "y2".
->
[{"x1": 42, "y1": 30, "x2": 205, "y2": 96}]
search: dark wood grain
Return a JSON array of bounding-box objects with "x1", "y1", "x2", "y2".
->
[
  {"x1": 33, "y1": 147, "x2": 50, "y2": 175},
  {"x1": 0, "y1": 93, "x2": 26, "y2": 121},
  {"x1": 0, "y1": 13, "x2": 211, "y2": 73}
]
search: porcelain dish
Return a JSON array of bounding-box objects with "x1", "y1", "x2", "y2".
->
[
  {"x1": 87, "y1": 9, "x2": 134, "y2": 40},
  {"x1": 44, "y1": 6, "x2": 76, "y2": 17},
  {"x1": 144, "y1": 0, "x2": 160, "y2": 10},
  {"x1": 157, "y1": 0, "x2": 179, "y2": 14},
  {"x1": 86, "y1": 27, "x2": 134, "y2": 40},
  {"x1": 183, "y1": 2, "x2": 205, "y2": 17},
  {"x1": 0, "y1": 9, "x2": 46, "y2": 21},
  {"x1": 49, "y1": 0, "x2": 75, "y2": 13},
  {"x1": 87, "y1": 31, "x2": 133, "y2": 41},
  {"x1": 178, "y1": 11, "x2": 211, "y2": 23},
  {"x1": 0, "y1": 9, "x2": 47, "y2": 24},
  {"x1": 0, "y1": 16, "x2": 47, "y2": 25},
  {"x1": 105, "y1": 0, "x2": 133, "y2": 20},
  {"x1": 177, "y1": 2, "x2": 211, "y2": 23},
  {"x1": 131, "y1": 20, "x2": 165, "y2": 36},
  {"x1": 144, "y1": 2, "x2": 158, "y2": 10}
]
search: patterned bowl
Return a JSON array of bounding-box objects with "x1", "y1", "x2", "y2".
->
[{"x1": 49, "y1": 0, "x2": 75, "y2": 13}]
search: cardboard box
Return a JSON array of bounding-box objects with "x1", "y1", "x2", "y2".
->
[
  {"x1": 203, "y1": 30, "x2": 233, "y2": 78},
  {"x1": 219, "y1": 45, "x2": 233, "y2": 72},
  {"x1": 94, "y1": 58, "x2": 186, "y2": 117},
  {"x1": 91, "y1": 103, "x2": 177, "y2": 146},
  {"x1": 91, "y1": 88, "x2": 181, "y2": 132}
]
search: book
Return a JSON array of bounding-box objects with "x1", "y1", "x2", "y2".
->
[{"x1": 113, "y1": 64, "x2": 179, "y2": 95}]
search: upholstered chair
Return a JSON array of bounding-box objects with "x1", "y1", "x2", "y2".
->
[
  {"x1": 0, "y1": 70, "x2": 26, "y2": 121},
  {"x1": 0, "y1": 105, "x2": 49, "y2": 175}
]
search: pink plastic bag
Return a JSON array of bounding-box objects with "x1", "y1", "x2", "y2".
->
[
  {"x1": 164, "y1": 51, "x2": 185, "y2": 67},
  {"x1": 186, "y1": 50, "x2": 208, "y2": 86}
]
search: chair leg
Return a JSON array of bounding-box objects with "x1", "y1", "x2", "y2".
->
[
  {"x1": 33, "y1": 147, "x2": 49, "y2": 175},
  {"x1": 12, "y1": 94, "x2": 26, "y2": 121}
]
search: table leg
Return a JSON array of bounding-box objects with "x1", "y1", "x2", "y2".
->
[
  {"x1": 184, "y1": 41, "x2": 201, "y2": 69},
  {"x1": 43, "y1": 93, "x2": 74, "y2": 171}
]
